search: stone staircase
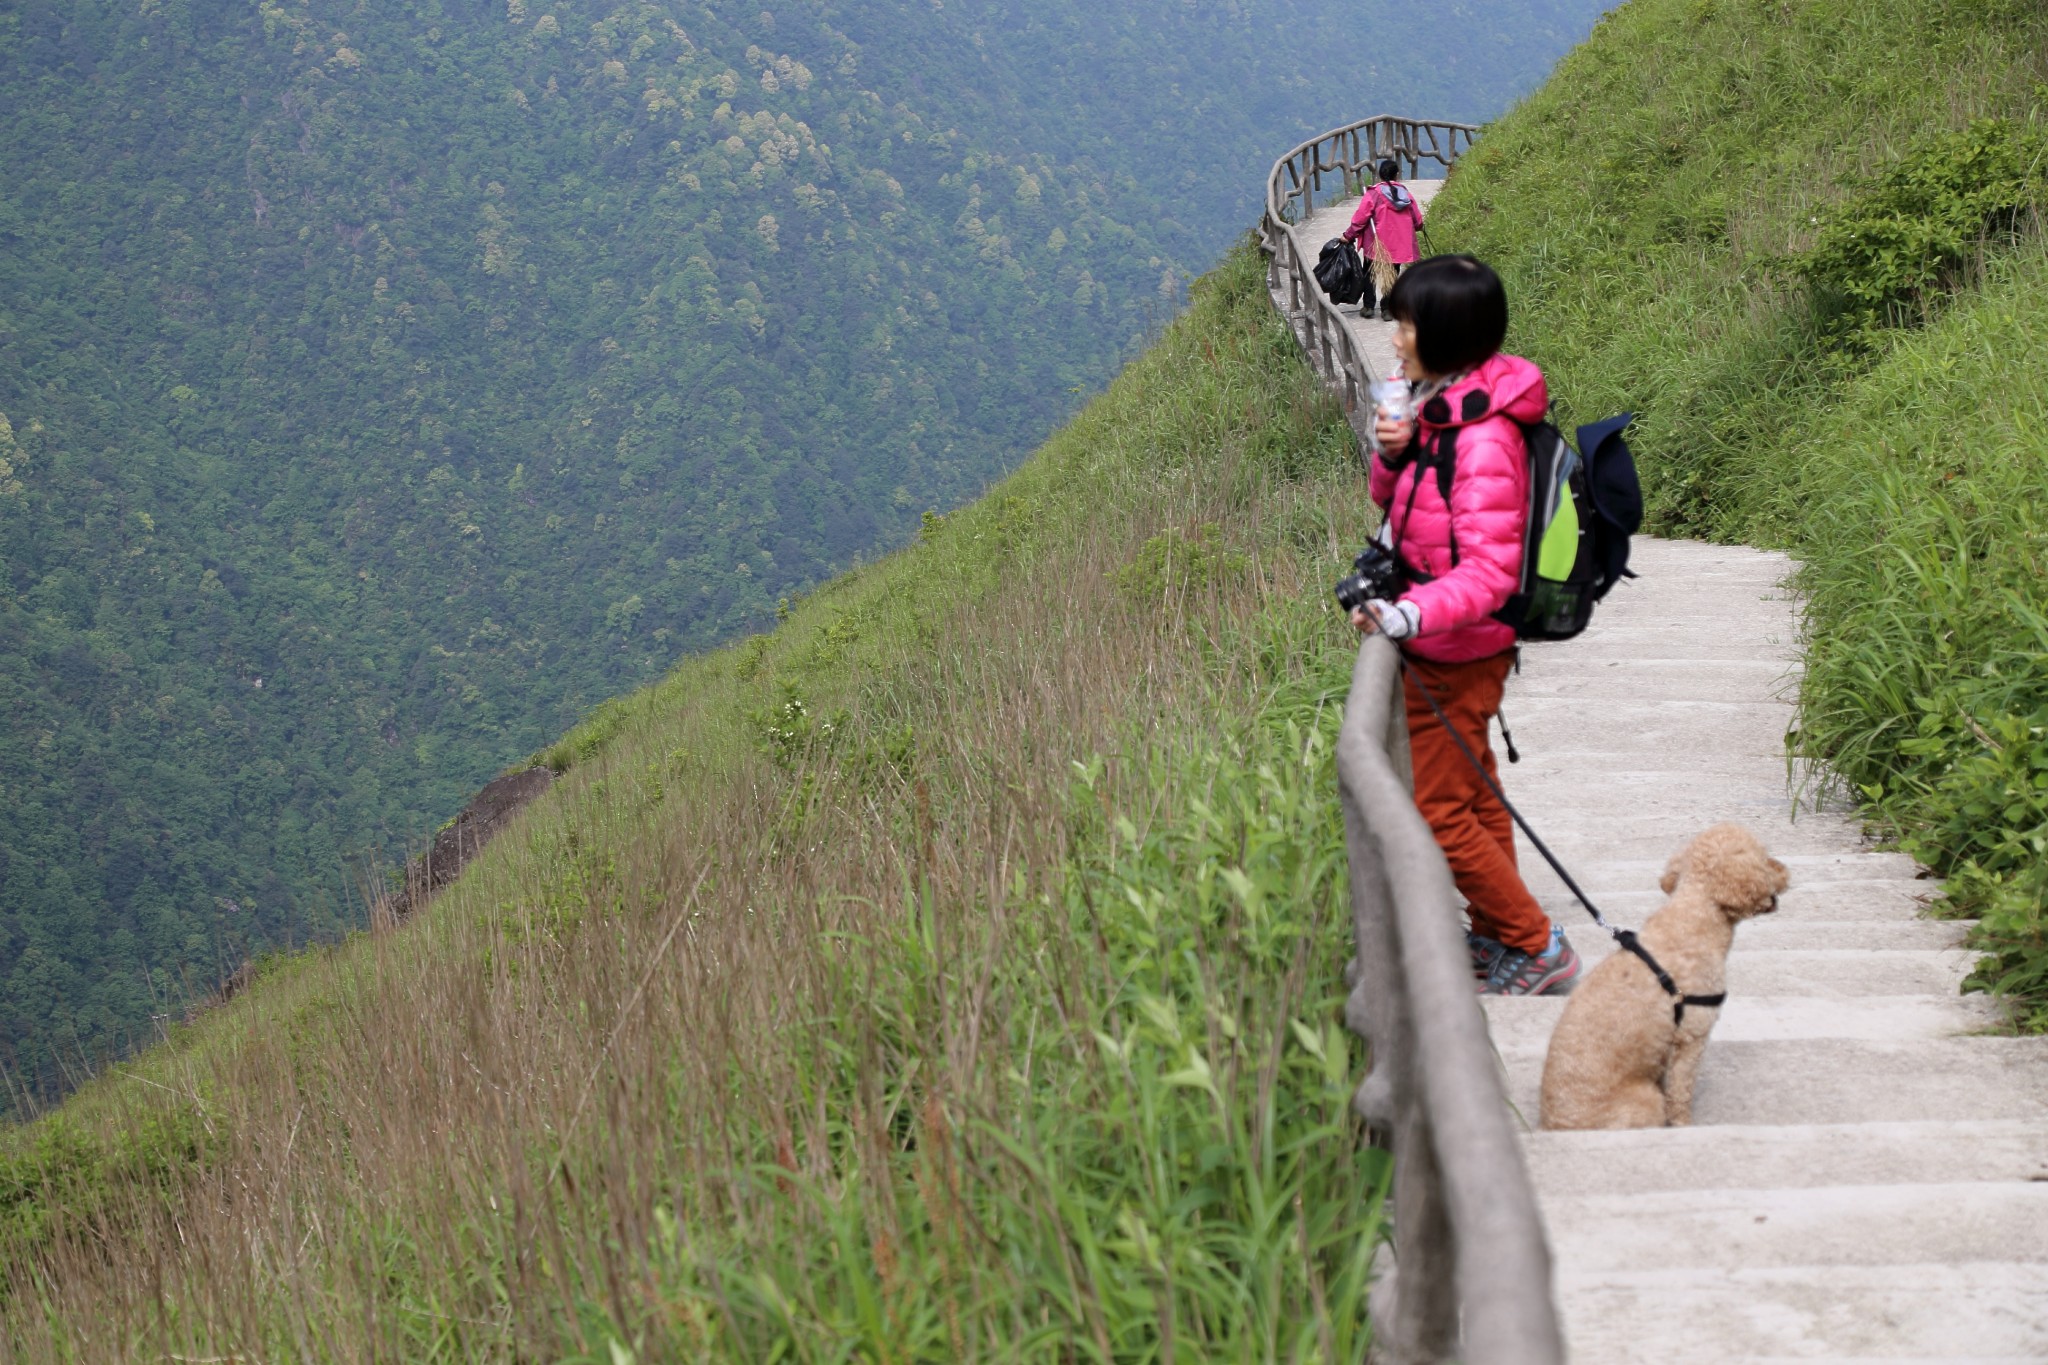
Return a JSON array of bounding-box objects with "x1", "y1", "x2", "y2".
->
[
  {"x1": 1493, "y1": 539, "x2": 2048, "y2": 1361},
  {"x1": 1276, "y1": 190, "x2": 2048, "y2": 1359}
]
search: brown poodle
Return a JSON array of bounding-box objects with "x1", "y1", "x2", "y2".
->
[{"x1": 1539, "y1": 823, "x2": 1789, "y2": 1130}]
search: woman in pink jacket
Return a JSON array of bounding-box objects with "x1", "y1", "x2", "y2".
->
[
  {"x1": 1342, "y1": 158, "x2": 1425, "y2": 319},
  {"x1": 1353, "y1": 255, "x2": 1579, "y2": 997}
]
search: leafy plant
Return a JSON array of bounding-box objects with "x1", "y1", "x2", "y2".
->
[{"x1": 1798, "y1": 119, "x2": 2047, "y2": 339}]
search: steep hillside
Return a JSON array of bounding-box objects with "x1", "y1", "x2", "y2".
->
[
  {"x1": 1429, "y1": 0, "x2": 2048, "y2": 1021},
  {"x1": 0, "y1": 244, "x2": 1395, "y2": 1359},
  {"x1": 0, "y1": 0, "x2": 1607, "y2": 1099}
]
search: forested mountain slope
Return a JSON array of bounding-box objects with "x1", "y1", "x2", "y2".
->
[{"x1": 0, "y1": 0, "x2": 1604, "y2": 1099}]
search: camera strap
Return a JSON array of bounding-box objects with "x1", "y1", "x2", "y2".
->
[{"x1": 1394, "y1": 651, "x2": 1720, "y2": 1023}]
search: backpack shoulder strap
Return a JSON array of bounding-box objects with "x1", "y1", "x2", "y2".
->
[{"x1": 1425, "y1": 426, "x2": 1460, "y2": 568}]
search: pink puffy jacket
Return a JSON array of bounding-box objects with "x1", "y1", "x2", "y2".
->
[
  {"x1": 1343, "y1": 182, "x2": 1423, "y2": 265},
  {"x1": 1368, "y1": 352, "x2": 1546, "y2": 663}
]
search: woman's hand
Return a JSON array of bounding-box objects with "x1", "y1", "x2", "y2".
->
[
  {"x1": 1351, "y1": 599, "x2": 1420, "y2": 640},
  {"x1": 1374, "y1": 413, "x2": 1413, "y2": 456}
]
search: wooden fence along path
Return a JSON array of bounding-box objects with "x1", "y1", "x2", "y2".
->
[{"x1": 1264, "y1": 119, "x2": 2048, "y2": 1362}]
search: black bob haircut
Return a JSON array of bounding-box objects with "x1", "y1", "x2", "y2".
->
[
  {"x1": 1376, "y1": 157, "x2": 1401, "y2": 182},
  {"x1": 1383, "y1": 255, "x2": 1509, "y2": 377}
]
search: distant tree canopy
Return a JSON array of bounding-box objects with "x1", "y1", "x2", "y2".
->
[{"x1": 0, "y1": 0, "x2": 1602, "y2": 1104}]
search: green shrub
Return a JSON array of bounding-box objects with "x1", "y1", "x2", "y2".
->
[
  {"x1": 1787, "y1": 240, "x2": 2048, "y2": 1029},
  {"x1": 1114, "y1": 523, "x2": 1250, "y2": 603},
  {"x1": 1798, "y1": 119, "x2": 2047, "y2": 339}
]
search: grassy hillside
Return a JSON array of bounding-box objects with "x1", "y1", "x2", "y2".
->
[
  {"x1": 0, "y1": 244, "x2": 1395, "y2": 1358},
  {"x1": 1430, "y1": 0, "x2": 2048, "y2": 1023},
  {"x1": 0, "y1": 0, "x2": 1614, "y2": 1105}
]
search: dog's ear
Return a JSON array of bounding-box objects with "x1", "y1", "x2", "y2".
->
[
  {"x1": 1659, "y1": 847, "x2": 1686, "y2": 896},
  {"x1": 1691, "y1": 823, "x2": 1786, "y2": 917}
]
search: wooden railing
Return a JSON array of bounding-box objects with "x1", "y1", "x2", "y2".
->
[
  {"x1": 1266, "y1": 117, "x2": 1567, "y2": 1363},
  {"x1": 1259, "y1": 115, "x2": 1480, "y2": 443},
  {"x1": 1337, "y1": 637, "x2": 1565, "y2": 1364}
]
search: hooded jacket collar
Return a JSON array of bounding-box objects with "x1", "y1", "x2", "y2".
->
[{"x1": 1417, "y1": 352, "x2": 1547, "y2": 431}]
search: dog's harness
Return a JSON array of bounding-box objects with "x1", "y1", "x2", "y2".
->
[
  {"x1": 1612, "y1": 929, "x2": 1725, "y2": 1025},
  {"x1": 1396, "y1": 653, "x2": 1721, "y2": 1021}
]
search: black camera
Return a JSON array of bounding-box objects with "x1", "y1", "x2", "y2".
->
[{"x1": 1334, "y1": 541, "x2": 1409, "y2": 613}]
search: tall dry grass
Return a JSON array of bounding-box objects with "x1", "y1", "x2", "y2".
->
[{"x1": 0, "y1": 243, "x2": 1389, "y2": 1360}]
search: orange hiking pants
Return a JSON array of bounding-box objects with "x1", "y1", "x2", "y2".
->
[{"x1": 1402, "y1": 650, "x2": 1552, "y2": 955}]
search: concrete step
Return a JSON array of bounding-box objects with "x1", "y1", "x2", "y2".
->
[
  {"x1": 1548, "y1": 918, "x2": 1971, "y2": 953},
  {"x1": 1500, "y1": 769, "x2": 1839, "y2": 814},
  {"x1": 1500, "y1": 771, "x2": 1819, "y2": 813},
  {"x1": 1519, "y1": 850, "x2": 1925, "y2": 893},
  {"x1": 1596, "y1": 540, "x2": 1793, "y2": 573},
  {"x1": 1511, "y1": 824, "x2": 1868, "y2": 862},
  {"x1": 1538, "y1": 878, "x2": 1944, "y2": 922},
  {"x1": 1495, "y1": 1035, "x2": 2048, "y2": 1127},
  {"x1": 1512, "y1": 654, "x2": 1793, "y2": 692},
  {"x1": 1542, "y1": 1181, "x2": 2048, "y2": 1275},
  {"x1": 1509, "y1": 695, "x2": 1793, "y2": 721},
  {"x1": 1500, "y1": 746, "x2": 1798, "y2": 778},
  {"x1": 1527, "y1": 628, "x2": 1800, "y2": 662},
  {"x1": 1485, "y1": 993, "x2": 2006, "y2": 1053},
  {"x1": 1539, "y1": 942, "x2": 1985, "y2": 997},
  {"x1": 1555, "y1": 1260, "x2": 2048, "y2": 1363},
  {"x1": 1522, "y1": 1119, "x2": 2048, "y2": 1197}
]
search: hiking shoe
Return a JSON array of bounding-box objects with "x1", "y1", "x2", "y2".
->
[
  {"x1": 1481, "y1": 930, "x2": 1580, "y2": 997},
  {"x1": 1467, "y1": 931, "x2": 1508, "y2": 981}
]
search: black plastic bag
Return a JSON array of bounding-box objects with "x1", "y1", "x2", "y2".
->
[{"x1": 1313, "y1": 237, "x2": 1365, "y2": 305}]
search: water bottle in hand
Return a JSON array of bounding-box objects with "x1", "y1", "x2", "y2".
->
[{"x1": 1371, "y1": 378, "x2": 1412, "y2": 424}]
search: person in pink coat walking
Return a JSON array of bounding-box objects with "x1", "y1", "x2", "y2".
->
[
  {"x1": 1352, "y1": 255, "x2": 1580, "y2": 998},
  {"x1": 1342, "y1": 157, "x2": 1426, "y2": 319}
]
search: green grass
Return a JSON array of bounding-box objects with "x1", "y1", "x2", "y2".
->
[
  {"x1": 1789, "y1": 238, "x2": 2048, "y2": 1026},
  {"x1": 0, "y1": 243, "x2": 1395, "y2": 1359},
  {"x1": 1431, "y1": 0, "x2": 2048, "y2": 1024}
]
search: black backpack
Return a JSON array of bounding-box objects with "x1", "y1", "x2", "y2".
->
[
  {"x1": 1313, "y1": 238, "x2": 1366, "y2": 305},
  {"x1": 1491, "y1": 413, "x2": 1642, "y2": 641}
]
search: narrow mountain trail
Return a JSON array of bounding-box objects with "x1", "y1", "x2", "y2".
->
[
  {"x1": 1288, "y1": 183, "x2": 1444, "y2": 375},
  {"x1": 1281, "y1": 188, "x2": 2048, "y2": 1359}
]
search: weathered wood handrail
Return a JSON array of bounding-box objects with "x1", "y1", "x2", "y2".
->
[
  {"x1": 1267, "y1": 114, "x2": 1479, "y2": 228},
  {"x1": 1259, "y1": 115, "x2": 1480, "y2": 445},
  {"x1": 1336, "y1": 636, "x2": 1564, "y2": 1363}
]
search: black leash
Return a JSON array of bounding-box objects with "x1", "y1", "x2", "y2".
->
[{"x1": 1392, "y1": 649, "x2": 1724, "y2": 1024}]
